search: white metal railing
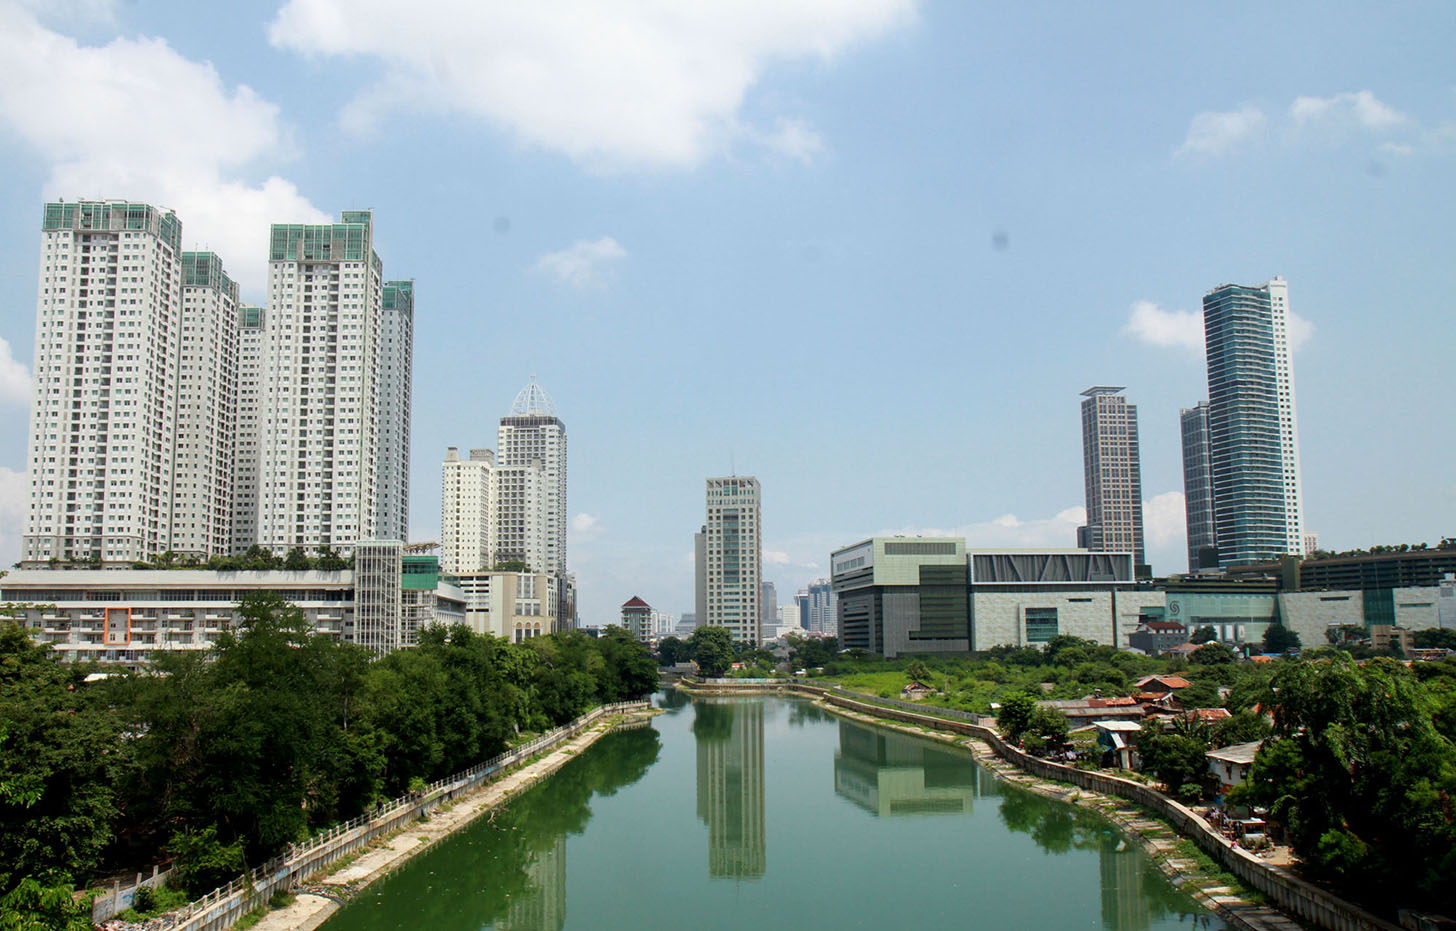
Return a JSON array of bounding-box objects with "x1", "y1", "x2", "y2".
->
[{"x1": 141, "y1": 700, "x2": 647, "y2": 931}]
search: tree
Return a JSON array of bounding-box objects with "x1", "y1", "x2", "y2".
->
[
  {"x1": 905, "y1": 659, "x2": 931, "y2": 683},
  {"x1": 656, "y1": 636, "x2": 692, "y2": 666},
  {"x1": 283, "y1": 547, "x2": 311, "y2": 571},
  {"x1": 1138, "y1": 720, "x2": 1209, "y2": 794},
  {"x1": 1188, "y1": 642, "x2": 1236, "y2": 665},
  {"x1": 593, "y1": 628, "x2": 659, "y2": 702},
  {"x1": 0, "y1": 623, "x2": 119, "y2": 896},
  {"x1": 1262, "y1": 624, "x2": 1301, "y2": 654},
  {"x1": 1235, "y1": 655, "x2": 1456, "y2": 912},
  {"x1": 997, "y1": 692, "x2": 1038, "y2": 742},
  {"x1": 166, "y1": 825, "x2": 246, "y2": 898},
  {"x1": 1190, "y1": 626, "x2": 1217, "y2": 644},
  {"x1": 491, "y1": 559, "x2": 529, "y2": 572},
  {"x1": 0, "y1": 878, "x2": 94, "y2": 931},
  {"x1": 786, "y1": 635, "x2": 837, "y2": 671},
  {"x1": 314, "y1": 547, "x2": 349, "y2": 572},
  {"x1": 1414, "y1": 628, "x2": 1456, "y2": 651},
  {"x1": 1027, "y1": 705, "x2": 1069, "y2": 747},
  {"x1": 689, "y1": 626, "x2": 734, "y2": 678}
]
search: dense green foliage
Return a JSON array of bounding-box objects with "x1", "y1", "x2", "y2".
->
[
  {"x1": 0, "y1": 594, "x2": 658, "y2": 912},
  {"x1": 1261, "y1": 624, "x2": 1300, "y2": 654},
  {"x1": 1236, "y1": 655, "x2": 1456, "y2": 914},
  {"x1": 688, "y1": 626, "x2": 734, "y2": 677},
  {"x1": 131, "y1": 545, "x2": 351, "y2": 572}
]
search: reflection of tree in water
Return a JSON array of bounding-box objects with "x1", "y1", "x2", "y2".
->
[
  {"x1": 330, "y1": 726, "x2": 661, "y2": 931},
  {"x1": 787, "y1": 700, "x2": 829, "y2": 728},
  {"x1": 691, "y1": 699, "x2": 737, "y2": 742},
  {"x1": 997, "y1": 786, "x2": 1212, "y2": 931},
  {"x1": 658, "y1": 687, "x2": 690, "y2": 713}
]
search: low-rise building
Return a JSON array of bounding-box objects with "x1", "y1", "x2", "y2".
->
[
  {"x1": 454, "y1": 569, "x2": 560, "y2": 642},
  {"x1": 1, "y1": 546, "x2": 465, "y2": 665},
  {"x1": 621, "y1": 596, "x2": 651, "y2": 643},
  {"x1": 1206, "y1": 740, "x2": 1264, "y2": 794},
  {"x1": 1127, "y1": 619, "x2": 1189, "y2": 654}
]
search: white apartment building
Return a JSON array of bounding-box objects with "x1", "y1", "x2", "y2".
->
[
  {"x1": 172, "y1": 252, "x2": 240, "y2": 558},
  {"x1": 232, "y1": 305, "x2": 265, "y2": 553},
  {"x1": 492, "y1": 463, "x2": 546, "y2": 570},
  {"x1": 376, "y1": 281, "x2": 414, "y2": 543},
  {"x1": 496, "y1": 380, "x2": 567, "y2": 576},
  {"x1": 1079, "y1": 386, "x2": 1145, "y2": 571},
  {"x1": 441, "y1": 447, "x2": 495, "y2": 574},
  {"x1": 257, "y1": 211, "x2": 390, "y2": 553},
  {"x1": 701, "y1": 476, "x2": 762, "y2": 644},
  {"x1": 24, "y1": 201, "x2": 185, "y2": 566}
]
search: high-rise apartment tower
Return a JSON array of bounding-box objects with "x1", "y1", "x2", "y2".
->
[
  {"x1": 1202, "y1": 277, "x2": 1305, "y2": 567},
  {"x1": 376, "y1": 280, "x2": 414, "y2": 543},
  {"x1": 701, "y1": 476, "x2": 762, "y2": 644},
  {"x1": 441, "y1": 447, "x2": 494, "y2": 574},
  {"x1": 1078, "y1": 387, "x2": 1145, "y2": 573},
  {"x1": 496, "y1": 379, "x2": 566, "y2": 576},
  {"x1": 24, "y1": 201, "x2": 187, "y2": 565}
]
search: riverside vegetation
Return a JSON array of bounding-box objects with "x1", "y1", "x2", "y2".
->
[
  {"x1": 739, "y1": 630, "x2": 1456, "y2": 919},
  {"x1": 0, "y1": 594, "x2": 659, "y2": 930}
]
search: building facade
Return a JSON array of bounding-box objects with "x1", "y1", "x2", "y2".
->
[
  {"x1": 1203, "y1": 277, "x2": 1305, "y2": 567},
  {"x1": 701, "y1": 476, "x2": 762, "y2": 644},
  {"x1": 441, "y1": 447, "x2": 494, "y2": 574},
  {"x1": 807, "y1": 578, "x2": 837, "y2": 635},
  {"x1": 1078, "y1": 387, "x2": 1146, "y2": 572},
  {"x1": 376, "y1": 281, "x2": 414, "y2": 543},
  {"x1": 497, "y1": 380, "x2": 566, "y2": 576},
  {"x1": 172, "y1": 252, "x2": 240, "y2": 558},
  {"x1": 831, "y1": 538, "x2": 969, "y2": 657},
  {"x1": 455, "y1": 569, "x2": 559, "y2": 642},
  {"x1": 256, "y1": 210, "x2": 390, "y2": 553},
  {"x1": 621, "y1": 596, "x2": 651, "y2": 642},
  {"x1": 1180, "y1": 401, "x2": 1216, "y2": 571},
  {"x1": 24, "y1": 201, "x2": 186, "y2": 565},
  {"x1": 232, "y1": 305, "x2": 266, "y2": 553}
]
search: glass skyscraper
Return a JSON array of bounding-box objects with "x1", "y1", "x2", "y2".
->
[
  {"x1": 1202, "y1": 277, "x2": 1304, "y2": 567},
  {"x1": 1179, "y1": 401, "x2": 1215, "y2": 571},
  {"x1": 1078, "y1": 386, "x2": 1145, "y2": 573}
]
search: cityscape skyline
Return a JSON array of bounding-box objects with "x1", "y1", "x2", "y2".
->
[{"x1": 0, "y1": 3, "x2": 1452, "y2": 625}]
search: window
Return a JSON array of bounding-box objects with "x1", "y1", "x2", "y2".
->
[{"x1": 1025, "y1": 607, "x2": 1058, "y2": 643}]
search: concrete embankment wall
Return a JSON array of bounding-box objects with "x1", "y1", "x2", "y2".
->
[
  {"x1": 679, "y1": 679, "x2": 1400, "y2": 931},
  {"x1": 157, "y1": 701, "x2": 648, "y2": 931}
]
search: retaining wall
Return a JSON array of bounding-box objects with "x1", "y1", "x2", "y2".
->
[
  {"x1": 154, "y1": 701, "x2": 647, "y2": 931},
  {"x1": 685, "y1": 679, "x2": 1401, "y2": 931}
]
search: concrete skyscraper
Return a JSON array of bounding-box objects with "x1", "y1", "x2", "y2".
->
[
  {"x1": 376, "y1": 280, "x2": 414, "y2": 543},
  {"x1": 441, "y1": 447, "x2": 494, "y2": 574},
  {"x1": 1180, "y1": 401, "x2": 1216, "y2": 571},
  {"x1": 255, "y1": 210, "x2": 406, "y2": 552},
  {"x1": 497, "y1": 379, "x2": 566, "y2": 577},
  {"x1": 1203, "y1": 277, "x2": 1305, "y2": 567},
  {"x1": 24, "y1": 201, "x2": 187, "y2": 565},
  {"x1": 1078, "y1": 387, "x2": 1145, "y2": 573},
  {"x1": 171, "y1": 252, "x2": 240, "y2": 558},
  {"x1": 232, "y1": 305, "x2": 266, "y2": 553},
  {"x1": 701, "y1": 476, "x2": 762, "y2": 644}
]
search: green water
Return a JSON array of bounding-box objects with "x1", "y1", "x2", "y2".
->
[{"x1": 322, "y1": 693, "x2": 1228, "y2": 930}]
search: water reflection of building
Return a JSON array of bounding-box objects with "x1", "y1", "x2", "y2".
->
[
  {"x1": 1099, "y1": 837, "x2": 1151, "y2": 931},
  {"x1": 695, "y1": 701, "x2": 766, "y2": 878},
  {"x1": 498, "y1": 834, "x2": 567, "y2": 931},
  {"x1": 833, "y1": 721, "x2": 978, "y2": 817}
]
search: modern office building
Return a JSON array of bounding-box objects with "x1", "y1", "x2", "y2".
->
[
  {"x1": 171, "y1": 252, "x2": 240, "y2": 559},
  {"x1": 256, "y1": 210, "x2": 395, "y2": 553},
  {"x1": 23, "y1": 200, "x2": 187, "y2": 565},
  {"x1": 760, "y1": 580, "x2": 778, "y2": 643},
  {"x1": 232, "y1": 305, "x2": 266, "y2": 553},
  {"x1": 694, "y1": 527, "x2": 708, "y2": 626},
  {"x1": 497, "y1": 379, "x2": 566, "y2": 576},
  {"x1": 807, "y1": 578, "x2": 837, "y2": 635},
  {"x1": 1180, "y1": 402, "x2": 1216, "y2": 572},
  {"x1": 621, "y1": 596, "x2": 651, "y2": 642},
  {"x1": 441, "y1": 447, "x2": 495, "y2": 574},
  {"x1": 1078, "y1": 387, "x2": 1146, "y2": 573},
  {"x1": 831, "y1": 538, "x2": 969, "y2": 656},
  {"x1": 1203, "y1": 277, "x2": 1305, "y2": 567},
  {"x1": 376, "y1": 281, "x2": 414, "y2": 543},
  {"x1": 701, "y1": 476, "x2": 763, "y2": 644}
]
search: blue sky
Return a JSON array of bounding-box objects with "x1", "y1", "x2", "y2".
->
[{"x1": 0, "y1": 0, "x2": 1452, "y2": 624}]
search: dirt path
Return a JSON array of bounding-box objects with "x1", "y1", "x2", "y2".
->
[{"x1": 250, "y1": 710, "x2": 657, "y2": 931}]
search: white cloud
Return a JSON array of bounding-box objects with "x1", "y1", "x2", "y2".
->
[
  {"x1": 750, "y1": 117, "x2": 827, "y2": 163},
  {"x1": 0, "y1": 5, "x2": 328, "y2": 296},
  {"x1": 0, "y1": 336, "x2": 32, "y2": 408},
  {"x1": 1290, "y1": 90, "x2": 1408, "y2": 131},
  {"x1": 1143, "y1": 492, "x2": 1186, "y2": 548},
  {"x1": 531, "y1": 237, "x2": 628, "y2": 288},
  {"x1": 879, "y1": 506, "x2": 1087, "y2": 550},
  {"x1": 1176, "y1": 105, "x2": 1266, "y2": 157},
  {"x1": 1124, "y1": 298, "x2": 1314, "y2": 354},
  {"x1": 0, "y1": 467, "x2": 26, "y2": 566},
  {"x1": 1122, "y1": 300, "x2": 1204, "y2": 353},
  {"x1": 570, "y1": 512, "x2": 604, "y2": 542},
  {"x1": 268, "y1": 0, "x2": 915, "y2": 169},
  {"x1": 764, "y1": 550, "x2": 793, "y2": 565}
]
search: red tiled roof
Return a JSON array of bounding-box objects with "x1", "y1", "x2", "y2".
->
[
  {"x1": 1144, "y1": 621, "x2": 1186, "y2": 632},
  {"x1": 1185, "y1": 708, "x2": 1232, "y2": 722},
  {"x1": 621, "y1": 596, "x2": 650, "y2": 609},
  {"x1": 1088, "y1": 696, "x2": 1140, "y2": 707},
  {"x1": 1135, "y1": 675, "x2": 1191, "y2": 689}
]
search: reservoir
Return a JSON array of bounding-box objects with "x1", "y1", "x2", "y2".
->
[{"x1": 322, "y1": 693, "x2": 1229, "y2": 930}]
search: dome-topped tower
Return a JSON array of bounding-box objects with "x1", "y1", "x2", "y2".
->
[{"x1": 510, "y1": 377, "x2": 557, "y2": 417}]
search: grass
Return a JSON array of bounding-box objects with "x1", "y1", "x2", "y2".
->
[{"x1": 233, "y1": 890, "x2": 296, "y2": 930}]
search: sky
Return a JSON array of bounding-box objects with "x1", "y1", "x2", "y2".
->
[{"x1": 0, "y1": 0, "x2": 1453, "y2": 625}]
